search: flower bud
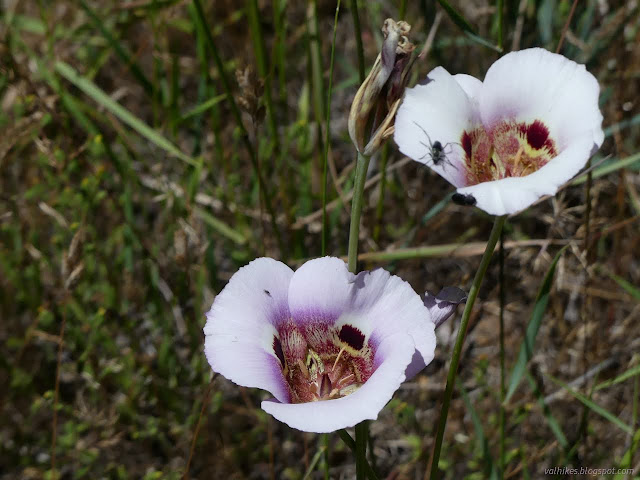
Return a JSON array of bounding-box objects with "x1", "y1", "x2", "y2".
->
[{"x1": 348, "y1": 19, "x2": 415, "y2": 156}]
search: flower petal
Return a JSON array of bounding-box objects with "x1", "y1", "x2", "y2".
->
[
  {"x1": 479, "y1": 48, "x2": 604, "y2": 149},
  {"x1": 423, "y1": 287, "x2": 467, "y2": 328},
  {"x1": 261, "y1": 334, "x2": 415, "y2": 432},
  {"x1": 394, "y1": 67, "x2": 475, "y2": 187},
  {"x1": 456, "y1": 136, "x2": 595, "y2": 215},
  {"x1": 453, "y1": 73, "x2": 482, "y2": 102},
  {"x1": 203, "y1": 258, "x2": 294, "y2": 402}
]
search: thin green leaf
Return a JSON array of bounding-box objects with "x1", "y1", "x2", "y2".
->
[
  {"x1": 604, "y1": 113, "x2": 640, "y2": 137},
  {"x1": 302, "y1": 446, "x2": 327, "y2": 480},
  {"x1": 595, "y1": 363, "x2": 640, "y2": 391},
  {"x1": 458, "y1": 380, "x2": 499, "y2": 479},
  {"x1": 464, "y1": 31, "x2": 503, "y2": 53},
  {"x1": 78, "y1": 0, "x2": 154, "y2": 96},
  {"x1": 607, "y1": 272, "x2": 640, "y2": 301},
  {"x1": 572, "y1": 151, "x2": 640, "y2": 185},
  {"x1": 54, "y1": 61, "x2": 197, "y2": 166},
  {"x1": 525, "y1": 373, "x2": 569, "y2": 448},
  {"x1": 505, "y1": 246, "x2": 568, "y2": 403},
  {"x1": 195, "y1": 208, "x2": 246, "y2": 245},
  {"x1": 613, "y1": 430, "x2": 640, "y2": 479},
  {"x1": 321, "y1": 0, "x2": 341, "y2": 256},
  {"x1": 437, "y1": 0, "x2": 477, "y2": 34},
  {"x1": 545, "y1": 374, "x2": 633, "y2": 435},
  {"x1": 179, "y1": 94, "x2": 226, "y2": 122}
]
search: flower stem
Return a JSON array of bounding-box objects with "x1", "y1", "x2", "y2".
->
[
  {"x1": 346, "y1": 153, "x2": 372, "y2": 479},
  {"x1": 355, "y1": 422, "x2": 368, "y2": 480},
  {"x1": 428, "y1": 215, "x2": 506, "y2": 479},
  {"x1": 347, "y1": 152, "x2": 371, "y2": 273},
  {"x1": 499, "y1": 226, "x2": 506, "y2": 477},
  {"x1": 321, "y1": 0, "x2": 342, "y2": 256},
  {"x1": 347, "y1": 153, "x2": 371, "y2": 478}
]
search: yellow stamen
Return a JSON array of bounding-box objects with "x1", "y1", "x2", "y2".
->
[
  {"x1": 513, "y1": 144, "x2": 525, "y2": 170},
  {"x1": 332, "y1": 346, "x2": 347, "y2": 371}
]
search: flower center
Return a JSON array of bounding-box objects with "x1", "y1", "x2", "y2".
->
[
  {"x1": 273, "y1": 322, "x2": 373, "y2": 403},
  {"x1": 461, "y1": 120, "x2": 557, "y2": 185}
]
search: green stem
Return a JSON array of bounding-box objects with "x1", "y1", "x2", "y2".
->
[
  {"x1": 429, "y1": 215, "x2": 506, "y2": 479},
  {"x1": 399, "y1": 0, "x2": 407, "y2": 19},
  {"x1": 321, "y1": 433, "x2": 330, "y2": 480},
  {"x1": 338, "y1": 429, "x2": 380, "y2": 480},
  {"x1": 499, "y1": 227, "x2": 506, "y2": 477},
  {"x1": 347, "y1": 153, "x2": 371, "y2": 273},
  {"x1": 350, "y1": 0, "x2": 365, "y2": 83},
  {"x1": 321, "y1": 0, "x2": 342, "y2": 256},
  {"x1": 191, "y1": 0, "x2": 285, "y2": 259},
  {"x1": 347, "y1": 2, "x2": 370, "y2": 475},
  {"x1": 355, "y1": 422, "x2": 368, "y2": 480},
  {"x1": 346, "y1": 153, "x2": 371, "y2": 478},
  {"x1": 247, "y1": 0, "x2": 280, "y2": 155}
]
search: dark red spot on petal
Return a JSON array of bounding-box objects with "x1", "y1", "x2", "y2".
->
[
  {"x1": 273, "y1": 336, "x2": 285, "y2": 367},
  {"x1": 338, "y1": 325, "x2": 365, "y2": 351},
  {"x1": 525, "y1": 120, "x2": 549, "y2": 150},
  {"x1": 461, "y1": 131, "x2": 472, "y2": 159}
]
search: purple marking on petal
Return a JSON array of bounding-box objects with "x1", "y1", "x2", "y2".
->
[
  {"x1": 418, "y1": 75, "x2": 434, "y2": 86},
  {"x1": 339, "y1": 325, "x2": 365, "y2": 351},
  {"x1": 273, "y1": 336, "x2": 285, "y2": 367},
  {"x1": 462, "y1": 131, "x2": 473, "y2": 160},
  {"x1": 524, "y1": 120, "x2": 550, "y2": 150}
]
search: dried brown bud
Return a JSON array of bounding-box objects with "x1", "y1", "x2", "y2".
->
[{"x1": 348, "y1": 19, "x2": 415, "y2": 156}]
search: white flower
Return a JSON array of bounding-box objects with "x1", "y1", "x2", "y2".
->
[
  {"x1": 203, "y1": 257, "x2": 462, "y2": 433},
  {"x1": 394, "y1": 48, "x2": 604, "y2": 215}
]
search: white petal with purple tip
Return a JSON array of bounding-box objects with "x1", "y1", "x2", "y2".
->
[{"x1": 203, "y1": 258, "x2": 294, "y2": 403}]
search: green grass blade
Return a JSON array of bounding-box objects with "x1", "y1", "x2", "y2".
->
[
  {"x1": 545, "y1": 374, "x2": 634, "y2": 435},
  {"x1": 179, "y1": 94, "x2": 226, "y2": 123},
  {"x1": 607, "y1": 272, "x2": 640, "y2": 301},
  {"x1": 54, "y1": 61, "x2": 197, "y2": 166},
  {"x1": 595, "y1": 363, "x2": 640, "y2": 391},
  {"x1": 526, "y1": 373, "x2": 569, "y2": 448},
  {"x1": 302, "y1": 446, "x2": 327, "y2": 480},
  {"x1": 321, "y1": 0, "x2": 341, "y2": 256},
  {"x1": 572, "y1": 151, "x2": 640, "y2": 185},
  {"x1": 78, "y1": 0, "x2": 154, "y2": 96},
  {"x1": 505, "y1": 246, "x2": 567, "y2": 403},
  {"x1": 464, "y1": 31, "x2": 503, "y2": 53},
  {"x1": 613, "y1": 429, "x2": 640, "y2": 479},
  {"x1": 458, "y1": 380, "x2": 499, "y2": 479},
  {"x1": 247, "y1": 0, "x2": 280, "y2": 153},
  {"x1": 194, "y1": 208, "x2": 246, "y2": 245},
  {"x1": 437, "y1": 0, "x2": 477, "y2": 34}
]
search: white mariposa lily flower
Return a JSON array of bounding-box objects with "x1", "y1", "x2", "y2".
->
[
  {"x1": 394, "y1": 48, "x2": 604, "y2": 215},
  {"x1": 203, "y1": 257, "x2": 462, "y2": 433}
]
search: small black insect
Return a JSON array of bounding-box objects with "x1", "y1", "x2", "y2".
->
[
  {"x1": 451, "y1": 193, "x2": 477, "y2": 206},
  {"x1": 264, "y1": 289, "x2": 272, "y2": 297},
  {"x1": 413, "y1": 121, "x2": 458, "y2": 170}
]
